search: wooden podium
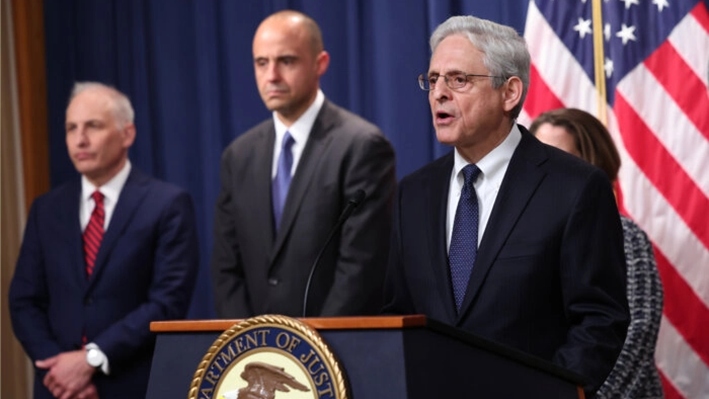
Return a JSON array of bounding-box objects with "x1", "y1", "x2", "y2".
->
[{"x1": 147, "y1": 315, "x2": 585, "y2": 398}]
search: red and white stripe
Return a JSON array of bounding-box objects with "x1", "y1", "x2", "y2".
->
[{"x1": 522, "y1": 2, "x2": 709, "y2": 398}]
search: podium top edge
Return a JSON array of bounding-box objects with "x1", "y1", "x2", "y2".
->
[{"x1": 150, "y1": 314, "x2": 428, "y2": 332}]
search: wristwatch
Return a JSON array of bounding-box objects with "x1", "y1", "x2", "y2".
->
[{"x1": 86, "y1": 346, "x2": 103, "y2": 368}]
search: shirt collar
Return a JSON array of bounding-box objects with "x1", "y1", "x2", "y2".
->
[
  {"x1": 81, "y1": 160, "x2": 132, "y2": 204},
  {"x1": 273, "y1": 89, "x2": 325, "y2": 146},
  {"x1": 453, "y1": 124, "x2": 522, "y2": 184}
]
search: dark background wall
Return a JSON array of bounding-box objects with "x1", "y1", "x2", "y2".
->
[{"x1": 42, "y1": 0, "x2": 532, "y2": 318}]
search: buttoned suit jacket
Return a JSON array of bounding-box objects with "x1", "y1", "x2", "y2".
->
[
  {"x1": 9, "y1": 168, "x2": 200, "y2": 399},
  {"x1": 211, "y1": 100, "x2": 396, "y2": 318},
  {"x1": 384, "y1": 127, "x2": 629, "y2": 396}
]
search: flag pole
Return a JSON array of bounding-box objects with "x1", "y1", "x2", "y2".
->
[{"x1": 592, "y1": 0, "x2": 608, "y2": 125}]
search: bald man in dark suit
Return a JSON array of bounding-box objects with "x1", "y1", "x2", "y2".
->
[{"x1": 211, "y1": 10, "x2": 395, "y2": 318}]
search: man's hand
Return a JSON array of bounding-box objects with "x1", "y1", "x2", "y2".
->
[
  {"x1": 75, "y1": 382, "x2": 99, "y2": 399},
  {"x1": 36, "y1": 349, "x2": 95, "y2": 399}
]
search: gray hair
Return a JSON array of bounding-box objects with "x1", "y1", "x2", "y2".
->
[
  {"x1": 69, "y1": 82, "x2": 135, "y2": 128},
  {"x1": 430, "y1": 15, "x2": 530, "y2": 119}
]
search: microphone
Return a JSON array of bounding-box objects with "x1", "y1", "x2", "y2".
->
[{"x1": 302, "y1": 189, "x2": 366, "y2": 317}]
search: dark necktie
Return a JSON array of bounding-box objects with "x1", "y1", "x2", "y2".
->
[
  {"x1": 84, "y1": 191, "x2": 105, "y2": 277},
  {"x1": 272, "y1": 132, "x2": 295, "y2": 230},
  {"x1": 449, "y1": 164, "x2": 481, "y2": 311}
]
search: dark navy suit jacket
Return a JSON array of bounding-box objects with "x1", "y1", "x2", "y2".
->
[
  {"x1": 9, "y1": 168, "x2": 199, "y2": 399},
  {"x1": 384, "y1": 127, "x2": 629, "y2": 396}
]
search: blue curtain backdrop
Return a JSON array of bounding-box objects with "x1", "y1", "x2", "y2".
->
[{"x1": 43, "y1": 0, "x2": 529, "y2": 318}]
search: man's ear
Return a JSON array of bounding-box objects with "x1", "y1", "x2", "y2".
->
[
  {"x1": 502, "y1": 76, "x2": 523, "y2": 113},
  {"x1": 316, "y1": 50, "x2": 330, "y2": 77},
  {"x1": 122, "y1": 124, "x2": 136, "y2": 148}
]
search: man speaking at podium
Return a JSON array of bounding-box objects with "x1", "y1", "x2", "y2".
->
[
  {"x1": 211, "y1": 10, "x2": 396, "y2": 318},
  {"x1": 383, "y1": 15, "x2": 629, "y2": 398}
]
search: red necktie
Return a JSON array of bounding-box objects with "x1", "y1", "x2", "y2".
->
[{"x1": 83, "y1": 191, "x2": 105, "y2": 277}]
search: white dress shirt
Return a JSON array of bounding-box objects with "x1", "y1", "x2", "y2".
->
[
  {"x1": 271, "y1": 89, "x2": 325, "y2": 179},
  {"x1": 80, "y1": 160, "x2": 131, "y2": 232},
  {"x1": 79, "y1": 159, "x2": 132, "y2": 375},
  {"x1": 446, "y1": 125, "x2": 522, "y2": 252}
]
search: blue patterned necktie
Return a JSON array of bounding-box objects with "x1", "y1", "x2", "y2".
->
[
  {"x1": 449, "y1": 164, "x2": 481, "y2": 311},
  {"x1": 272, "y1": 132, "x2": 295, "y2": 230}
]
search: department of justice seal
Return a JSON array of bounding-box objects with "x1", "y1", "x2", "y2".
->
[{"x1": 188, "y1": 315, "x2": 349, "y2": 399}]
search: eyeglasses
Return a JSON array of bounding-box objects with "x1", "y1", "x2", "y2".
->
[{"x1": 418, "y1": 72, "x2": 503, "y2": 91}]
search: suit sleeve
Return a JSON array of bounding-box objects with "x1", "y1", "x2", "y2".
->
[
  {"x1": 554, "y1": 169, "x2": 630, "y2": 395},
  {"x1": 8, "y1": 200, "x2": 64, "y2": 362},
  {"x1": 382, "y1": 182, "x2": 417, "y2": 315},
  {"x1": 211, "y1": 149, "x2": 253, "y2": 318},
  {"x1": 319, "y1": 131, "x2": 396, "y2": 316},
  {"x1": 93, "y1": 190, "x2": 199, "y2": 368}
]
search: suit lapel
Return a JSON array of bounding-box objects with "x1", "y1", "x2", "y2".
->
[
  {"x1": 63, "y1": 180, "x2": 89, "y2": 288},
  {"x1": 88, "y1": 169, "x2": 150, "y2": 287},
  {"x1": 255, "y1": 125, "x2": 277, "y2": 242},
  {"x1": 270, "y1": 102, "x2": 336, "y2": 263},
  {"x1": 425, "y1": 153, "x2": 459, "y2": 323},
  {"x1": 457, "y1": 129, "x2": 549, "y2": 320}
]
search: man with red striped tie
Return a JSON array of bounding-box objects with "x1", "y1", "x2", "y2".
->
[{"x1": 8, "y1": 82, "x2": 200, "y2": 399}]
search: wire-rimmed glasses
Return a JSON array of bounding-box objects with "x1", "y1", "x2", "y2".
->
[{"x1": 418, "y1": 72, "x2": 503, "y2": 91}]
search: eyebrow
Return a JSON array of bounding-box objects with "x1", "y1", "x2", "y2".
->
[
  {"x1": 254, "y1": 55, "x2": 299, "y2": 63},
  {"x1": 65, "y1": 119, "x2": 105, "y2": 128},
  {"x1": 428, "y1": 69, "x2": 466, "y2": 75}
]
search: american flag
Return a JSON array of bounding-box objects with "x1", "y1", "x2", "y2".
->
[{"x1": 520, "y1": 0, "x2": 709, "y2": 397}]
